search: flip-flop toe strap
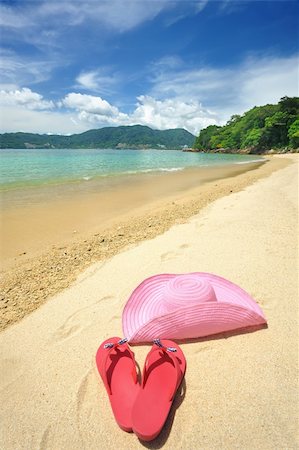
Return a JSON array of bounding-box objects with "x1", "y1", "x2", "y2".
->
[
  {"x1": 101, "y1": 338, "x2": 137, "y2": 395},
  {"x1": 142, "y1": 340, "x2": 182, "y2": 400}
]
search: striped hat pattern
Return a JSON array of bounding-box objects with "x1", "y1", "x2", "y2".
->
[{"x1": 122, "y1": 272, "x2": 266, "y2": 343}]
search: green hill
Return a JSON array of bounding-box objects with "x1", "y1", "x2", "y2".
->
[
  {"x1": 0, "y1": 125, "x2": 195, "y2": 150},
  {"x1": 194, "y1": 96, "x2": 299, "y2": 154}
]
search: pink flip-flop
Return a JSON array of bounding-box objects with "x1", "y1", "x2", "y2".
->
[
  {"x1": 132, "y1": 339, "x2": 186, "y2": 441},
  {"x1": 95, "y1": 337, "x2": 139, "y2": 432}
]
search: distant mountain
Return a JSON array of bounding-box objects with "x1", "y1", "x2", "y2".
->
[{"x1": 0, "y1": 125, "x2": 196, "y2": 150}]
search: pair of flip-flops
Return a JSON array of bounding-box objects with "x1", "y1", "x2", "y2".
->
[{"x1": 96, "y1": 337, "x2": 186, "y2": 441}]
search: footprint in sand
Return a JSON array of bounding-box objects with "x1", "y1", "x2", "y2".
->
[
  {"x1": 0, "y1": 358, "x2": 25, "y2": 390},
  {"x1": 161, "y1": 250, "x2": 178, "y2": 261},
  {"x1": 108, "y1": 314, "x2": 121, "y2": 325},
  {"x1": 192, "y1": 343, "x2": 213, "y2": 354},
  {"x1": 179, "y1": 244, "x2": 189, "y2": 249},
  {"x1": 40, "y1": 425, "x2": 52, "y2": 450},
  {"x1": 161, "y1": 243, "x2": 190, "y2": 262},
  {"x1": 76, "y1": 368, "x2": 105, "y2": 442},
  {"x1": 195, "y1": 222, "x2": 204, "y2": 230},
  {"x1": 53, "y1": 296, "x2": 116, "y2": 342},
  {"x1": 76, "y1": 370, "x2": 94, "y2": 418}
]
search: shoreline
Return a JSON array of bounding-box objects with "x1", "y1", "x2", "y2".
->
[
  {"x1": 0, "y1": 150, "x2": 263, "y2": 197},
  {"x1": 0, "y1": 156, "x2": 291, "y2": 331},
  {"x1": 1, "y1": 160, "x2": 266, "y2": 269},
  {"x1": 0, "y1": 157, "x2": 265, "y2": 200}
]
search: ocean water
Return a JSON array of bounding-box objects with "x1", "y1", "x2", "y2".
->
[{"x1": 0, "y1": 148, "x2": 264, "y2": 192}]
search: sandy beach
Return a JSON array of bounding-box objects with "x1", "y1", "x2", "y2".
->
[
  {"x1": 0, "y1": 157, "x2": 291, "y2": 331},
  {"x1": 0, "y1": 161, "x2": 267, "y2": 269},
  {"x1": 0, "y1": 154, "x2": 297, "y2": 449}
]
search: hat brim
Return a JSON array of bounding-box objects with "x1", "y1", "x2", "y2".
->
[{"x1": 122, "y1": 272, "x2": 266, "y2": 343}]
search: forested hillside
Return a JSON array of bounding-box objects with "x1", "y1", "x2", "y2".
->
[
  {"x1": 194, "y1": 97, "x2": 299, "y2": 153},
  {"x1": 0, "y1": 125, "x2": 195, "y2": 150}
]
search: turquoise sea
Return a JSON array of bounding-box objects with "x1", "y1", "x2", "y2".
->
[{"x1": 0, "y1": 148, "x2": 264, "y2": 192}]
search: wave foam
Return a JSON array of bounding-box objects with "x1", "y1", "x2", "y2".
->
[
  {"x1": 126, "y1": 167, "x2": 184, "y2": 175},
  {"x1": 233, "y1": 159, "x2": 265, "y2": 165}
]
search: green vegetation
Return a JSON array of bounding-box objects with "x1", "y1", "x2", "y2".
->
[
  {"x1": 194, "y1": 97, "x2": 299, "y2": 153},
  {"x1": 0, "y1": 125, "x2": 195, "y2": 150}
]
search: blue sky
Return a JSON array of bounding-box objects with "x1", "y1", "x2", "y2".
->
[{"x1": 0, "y1": 0, "x2": 298, "y2": 135}]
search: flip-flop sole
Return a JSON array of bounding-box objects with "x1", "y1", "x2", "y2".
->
[
  {"x1": 132, "y1": 339, "x2": 186, "y2": 441},
  {"x1": 96, "y1": 337, "x2": 139, "y2": 432}
]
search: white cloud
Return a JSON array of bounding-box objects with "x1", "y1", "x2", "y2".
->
[
  {"x1": 129, "y1": 96, "x2": 217, "y2": 134},
  {"x1": 1, "y1": 88, "x2": 213, "y2": 135},
  {"x1": 1, "y1": 1, "x2": 176, "y2": 34},
  {"x1": 195, "y1": 1, "x2": 209, "y2": 12},
  {"x1": 164, "y1": 0, "x2": 209, "y2": 26},
  {"x1": 76, "y1": 72, "x2": 100, "y2": 91},
  {"x1": 0, "y1": 48, "x2": 59, "y2": 87},
  {"x1": 61, "y1": 92, "x2": 120, "y2": 117},
  {"x1": 88, "y1": 0, "x2": 171, "y2": 32},
  {"x1": 151, "y1": 55, "x2": 184, "y2": 71},
  {"x1": 60, "y1": 92, "x2": 129, "y2": 128},
  {"x1": 0, "y1": 88, "x2": 54, "y2": 110},
  {"x1": 0, "y1": 106, "x2": 88, "y2": 134},
  {"x1": 0, "y1": 89, "x2": 128, "y2": 133},
  {"x1": 150, "y1": 54, "x2": 299, "y2": 121},
  {"x1": 76, "y1": 69, "x2": 120, "y2": 94},
  {"x1": 0, "y1": 0, "x2": 210, "y2": 66},
  {"x1": 59, "y1": 93, "x2": 216, "y2": 134},
  {"x1": 76, "y1": 110, "x2": 128, "y2": 127},
  {"x1": 0, "y1": 4, "x2": 32, "y2": 28},
  {"x1": 239, "y1": 55, "x2": 299, "y2": 110},
  {"x1": 0, "y1": 53, "x2": 297, "y2": 135}
]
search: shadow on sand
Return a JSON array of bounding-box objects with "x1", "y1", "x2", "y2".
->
[
  {"x1": 136, "y1": 323, "x2": 268, "y2": 447},
  {"x1": 138, "y1": 377, "x2": 186, "y2": 449}
]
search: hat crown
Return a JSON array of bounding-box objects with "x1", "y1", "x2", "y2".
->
[{"x1": 162, "y1": 274, "x2": 217, "y2": 311}]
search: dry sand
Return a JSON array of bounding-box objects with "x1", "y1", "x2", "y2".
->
[{"x1": 0, "y1": 155, "x2": 298, "y2": 449}]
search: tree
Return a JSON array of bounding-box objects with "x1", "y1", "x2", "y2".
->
[
  {"x1": 278, "y1": 96, "x2": 299, "y2": 116},
  {"x1": 263, "y1": 111, "x2": 289, "y2": 147},
  {"x1": 242, "y1": 128, "x2": 263, "y2": 148},
  {"x1": 227, "y1": 114, "x2": 241, "y2": 125},
  {"x1": 288, "y1": 119, "x2": 299, "y2": 148},
  {"x1": 193, "y1": 97, "x2": 299, "y2": 153},
  {"x1": 194, "y1": 125, "x2": 221, "y2": 149}
]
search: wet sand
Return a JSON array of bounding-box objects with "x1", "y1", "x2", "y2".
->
[
  {"x1": 0, "y1": 154, "x2": 297, "y2": 450},
  {"x1": 0, "y1": 157, "x2": 291, "y2": 331},
  {"x1": 1, "y1": 161, "x2": 265, "y2": 269}
]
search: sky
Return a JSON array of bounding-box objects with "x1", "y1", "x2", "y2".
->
[{"x1": 0, "y1": 0, "x2": 298, "y2": 135}]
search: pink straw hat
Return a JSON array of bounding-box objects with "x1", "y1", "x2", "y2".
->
[{"x1": 122, "y1": 272, "x2": 267, "y2": 343}]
